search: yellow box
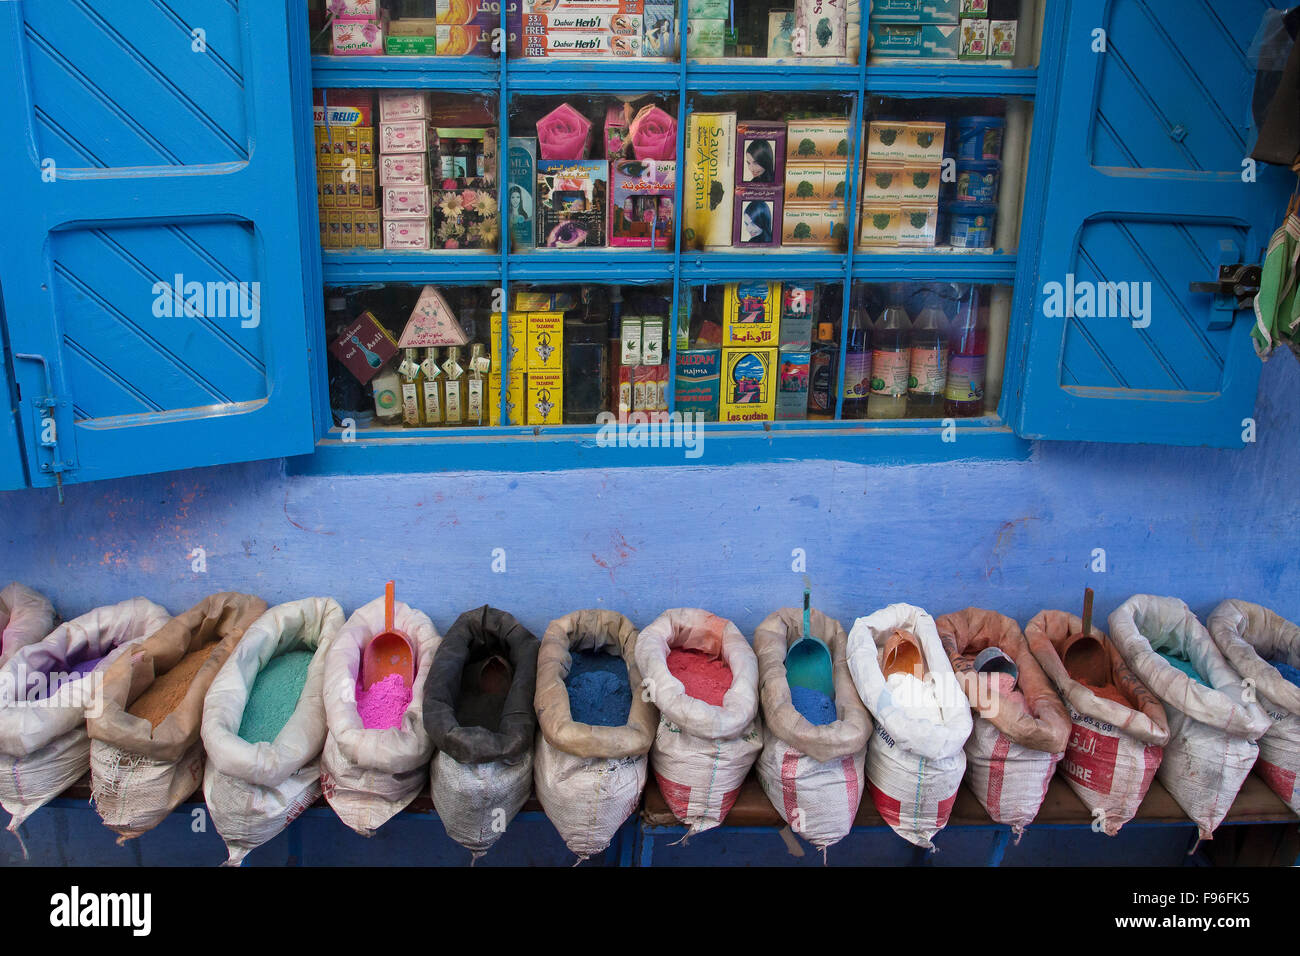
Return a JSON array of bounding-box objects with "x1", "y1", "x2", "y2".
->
[
  {"x1": 489, "y1": 372, "x2": 525, "y2": 426},
  {"x1": 857, "y1": 203, "x2": 903, "y2": 247},
  {"x1": 782, "y1": 203, "x2": 845, "y2": 247},
  {"x1": 357, "y1": 127, "x2": 375, "y2": 169},
  {"x1": 786, "y1": 119, "x2": 850, "y2": 161},
  {"x1": 723, "y1": 282, "x2": 782, "y2": 346},
  {"x1": 866, "y1": 120, "x2": 947, "y2": 164},
  {"x1": 525, "y1": 311, "x2": 564, "y2": 372},
  {"x1": 526, "y1": 370, "x2": 563, "y2": 425},
  {"x1": 720, "y1": 348, "x2": 777, "y2": 422},
  {"x1": 353, "y1": 209, "x2": 382, "y2": 249},
  {"x1": 490, "y1": 312, "x2": 528, "y2": 373},
  {"x1": 862, "y1": 162, "x2": 942, "y2": 204}
]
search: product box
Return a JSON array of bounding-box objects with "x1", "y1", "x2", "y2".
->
[
  {"x1": 723, "y1": 282, "x2": 782, "y2": 346},
  {"x1": 780, "y1": 283, "x2": 816, "y2": 349},
  {"x1": 960, "y1": 17, "x2": 989, "y2": 58},
  {"x1": 868, "y1": 22, "x2": 960, "y2": 59},
  {"x1": 514, "y1": 290, "x2": 577, "y2": 312},
  {"x1": 737, "y1": 120, "x2": 787, "y2": 187},
  {"x1": 620, "y1": 316, "x2": 643, "y2": 366},
  {"x1": 355, "y1": 209, "x2": 383, "y2": 248},
  {"x1": 489, "y1": 372, "x2": 526, "y2": 426},
  {"x1": 868, "y1": 0, "x2": 960, "y2": 23},
  {"x1": 768, "y1": 10, "x2": 796, "y2": 57},
  {"x1": 824, "y1": 162, "x2": 847, "y2": 201},
  {"x1": 899, "y1": 203, "x2": 939, "y2": 246},
  {"x1": 720, "y1": 347, "x2": 777, "y2": 422},
  {"x1": 351, "y1": 127, "x2": 376, "y2": 168},
  {"x1": 688, "y1": 0, "x2": 728, "y2": 16},
  {"x1": 733, "y1": 188, "x2": 783, "y2": 248},
  {"x1": 524, "y1": 13, "x2": 642, "y2": 34},
  {"x1": 331, "y1": 311, "x2": 400, "y2": 385},
  {"x1": 639, "y1": 316, "x2": 665, "y2": 365},
  {"x1": 862, "y1": 162, "x2": 942, "y2": 203},
  {"x1": 383, "y1": 184, "x2": 431, "y2": 219},
  {"x1": 776, "y1": 350, "x2": 811, "y2": 420},
  {"x1": 866, "y1": 120, "x2": 947, "y2": 163},
  {"x1": 795, "y1": 0, "x2": 847, "y2": 57},
  {"x1": 436, "y1": 24, "x2": 484, "y2": 55},
  {"x1": 609, "y1": 158, "x2": 675, "y2": 248},
  {"x1": 631, "y1": 363, "x2": 667, "y2": 411},
  {"x1": 380, "y1": 120, "x2": 429, "y2": 154},
  {"x1": 430, "y1": 186, "x2": 499, "y2": 249},
  {"x1": 643, "y1": 3, "x2": 676, "y2": 56},
  {"x1": 786, "y1": 118, "x2": 849, "y2": 161},
  {"x1": 341, "y1": 168, "x2": 377, "y2": 208},
  {"x1": 332, "y1": 19, "x2": 386, "y2": 55},
  {"x1": 537, "y1": 159, "x2": 608, "y2": 247},
  {"x1": 524, "y1": 32, "x2": 641, "y2": 55},
  {"x1": 385, "y1": 35, "x2": 439, "y2": 54},
  {"x1": 507, "y1": 137, "x2": 537, "y2": 251},
  {"x1": 856, "y1": 202, "x2": 903, "y2": 247},
  {"x1": 784, "y1": 162, "x2": 825, "y2": 203},
  {"x1": 389, "y1": 17, "x2": 440, "y2": 35},
  {"x1": 674, "y1": 348, "x2": 720, "y2": 420},
  {"x1": 314, "y1": 91, "x2": 374, "y2": 127},
  {"x1": 525, "y1": 311, "x2": 565, "y2": 372},
  {"x1": 384, "y1": 218, "x2": 432, "y2": 250},
  {"x1": 437, "y1": 0, "x2": 479, "y2": 23},
  {"x1": 782, "y1": 202, "x2": 844, "y2": 246},
  {"x1": 490, "y1": 312, "x2": 528, "y2": 370},
  {"x1": 332, "y1": 0, "x2": 383, "y2": 20},
  {"x1": 683, "y1": 112, "x2": 737, "y2": 249},
  {"x1": 960, "y1": 0, "x2": 989, "y2": 15},
  {"x1": 380, "y1": 153, "x2": 428, "y2": 187},
  {"x1": 989, "y1": 18, "x2": 1016, "y2": 58},
  {"x1": 527, "y1": 370, "x2": 564, "y2": 425},
  {"x1": 524, "y1": 0, "x2": 644, "y2": 11},
  {"x1": 686, "y1": 18, "x2": 726, "y2": 57}
]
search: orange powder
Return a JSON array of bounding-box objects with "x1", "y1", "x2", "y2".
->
[{"x1": 127, "y1": 644, "x2": 218, "y2": 728}]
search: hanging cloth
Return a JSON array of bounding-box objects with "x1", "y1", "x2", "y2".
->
[{"x1": 1252, "y1": 210, "x2": 1300, "y2": 358}]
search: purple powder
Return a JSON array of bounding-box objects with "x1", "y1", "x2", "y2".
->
[{"x1": 65, "y1": 654, "x2": 106, "y2": 679}]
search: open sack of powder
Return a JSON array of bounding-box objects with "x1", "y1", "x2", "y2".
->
[
  {"x1": 1108, "y1": 595, "x2": 1271, "y2": 842},
  {"x1": 1024, "y1": 610, "x2": 1169, "y2": 836},
  {"x1": 937, "y1": 607, "x2": 1070, "y2": 837},
  {"x1": 1207, "y1": 599, "x2": 1300, "y2": 814},
  {"x1": 754, "y1": 607, "x2": 871, "y2": 853},
  {"x1": 423, "y1": 605, "x2": 538, "y2": 860},
  {"x1": 201, "y1": 597, "x2": 345, "y2": 865},
  {"x1": 533, "y1": 609, "x2": 656, "y2": 861},
  {"x1": 634, "y1": 608, "x2": 762, "y2": 835},
  {"x1": 0, "y1": 582, "x2": 57, "y2": 666},
  {"x1": 321, "y1": 596, "x2": 439, "y2": 838},
  {"x1": 0, "y1": 597, "x2": 170, "y2": 850},
  {"x1": 87, "y1": 592, "x2": 266, "y2": 842},
  {"x1": 846, "y1": 603, "x2": 972, "y2": 850}
]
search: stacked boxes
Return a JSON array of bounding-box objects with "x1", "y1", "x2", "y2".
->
[
  {"x1": 782, "y1": 118, "x2": 850, "y2": 247},
  {"x1": 490, "y1": 309, "x2": 566, "y2": 424},
  {"x1": 858, "y1": 118, "x2": 945, "y2": 248},
  {"x1": 431, "y1": 125, "x2": 500, "y2": 249},
  {"x1": 331, "y1": 2, "x2": 388, "y2": 55},
  {"x1": 868, "y1": 0, "x2": 960, "y2": 59},
  {"x1": 617, "y1": 315, "x2": 668, "y2": 416},
  {"x1": 386, "y1": 14, "x2": 437, "y2": 54},
  {"x1": 315, "y1": 92, "x2": 380, "y2": 249},
  {"x1": 776, "y1": 283, "x2": 814, "y2": 421},
  {"x1": 523, "y1": 0, "x2": 645, "y2": 57},
  {"x1": 734, "y1": 122, "x2": 785, "y2": 248},
  {"x1": 958, "y1": 0, "x2": 1018, "y2": 60},
  {"x1": 720, "y1": 283, "x2": 780, "y2": 422},
  {"x1": 379, "y1": 91, "x2": 433, "y2": 250}
]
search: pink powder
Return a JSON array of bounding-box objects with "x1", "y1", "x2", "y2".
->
[
  {"x1": 355, "y1": 673, "x2": 412, "y2": 729},
  {"x1": 667, "y1": 648, "x2": 733, "y2": 706}
]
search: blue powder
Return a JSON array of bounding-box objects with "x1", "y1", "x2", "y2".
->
[
  {"x1": 791, "y1": 685, "x2": 836, "y2": 726},
  {"x1": 1158, "y1": 650, "x2": 1206, "y2": 687},
  {"x1": 1270, "y1": 657, "x2": 1300, "y2": 689},
  {"x1": 566, "y1": 650, "x2": 631, "y2": 727}
]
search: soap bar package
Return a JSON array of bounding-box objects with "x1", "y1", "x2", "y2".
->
[
  {"x1": 989, "y1": 18, "x2": 1016, "y2": 58},
  {"x1": 332, "y1": 18, "x2": 387, "y2": 55},
  {"x1": 776, "y1": 350, "x2": 811, "y2": 420},
  {"x1": 866, "y1": 120, "x2": 947, "y2": 163},
  {"x1": 609, "y1": 158, "x2": 675, "y2": 248},
  {"x1": 674, "y1": 348, "x2": 720, "y2": 420},
  {"x1": 331, "y1": 311, "x2": 400, "y2": 385},
  {"x1": 723, "y1": 282, "x2": 782, "y2": 346},
  {"x1": 686, "y1": 19, "x2": 726, "y2": 57},
  {"x1": 733, "y1": 188, "x2": 783, "y2": 248},
  {"x1": 384, "y1": 218, "x2": 432, "y2": 250},
  {"x1": 683, "y1": 112, "x2": 737, "y2": 249},
  {"x1": 380, "y1": 154, "x2": 428, "y2": 187},
  {"x1": 507, "y1": 137, "x2": 538, "y2": 251},
  {"x1": 862, "y1": 163, "x2": 942, "y2": 204},
  {"x1": 720, "y1": 347, "x2": 777, "y2": 422},
  {"x1": 430, "y1": 186, "x2": 500, "y2": 249},
  {"x1": 780, "y1": 283, "x2": 816, "y2": 349},
  {"x1": 379, "y1": 91, "x2": 431, "y2": 123},
  {"x1": 795, "y1": 0, "x2": 847, "y2": 57},
  {"x1": 856, "y1": 202, "x2": 903, "y2": 247},
  {"x1": 538, "y1": 159, "x2": 608, "y2": 247},
  {"x1": 380, "y1": 120, "x2": 429, "y2": 154},
  {"x1": 786, "y1": 118, "x2": 849, "y2": 161},
  {"x1": 383, "y1": 184, "x2": 431, "y2": 219},
  {"x1": 869, "y1": 22, "x2": 960, "y2": 59},
  {"x1": 332, "y1": 0, "x2": 383, "y2": 19}
]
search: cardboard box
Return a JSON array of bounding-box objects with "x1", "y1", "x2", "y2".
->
[
  {"x1": 490, "y1": 312, "x2": 528, "y2": 371},
  {"x1": 733, "y1": 188, "x2": 783, "y2": 248},
  {"x1": 780, "y1": 283, "x2": 816, "y2": 349},
  {"x1": 330, "y1": 311, "x2": 400, "y2": 385},
  {"x1": 524, "y1": 31, "x2": 641, "y2": 54},
  {"x1": 868, "y1": 0, "x2": 960, "y2": 23},
  {"x1": 786, "y1": 118, "x2": 849, "y2": 161},
  {"x1": 868, "y1": 22, "x2": 960, "y2": 59},
  {"x1": 355, "y1": 209, "x2": 383, "y2": 248},
  {"x1": 489, "y1": 372, "x2": 526, "y2": 426},
  {"x1": 856, "y1": 203, "x2": 903, "y2": 247},
  {"x1": 686, "y1": 18, "x2": 725, "y2": 57},
  {"x1": 990, "y1": 18, "x2": 1016, "y2": 58},
  {"x1": 899, "y1": 203, "x2": 939, "y2": 246},
  {"x1": 862, "y1": 162, "x2": 942, "y2": 203},
  {"x1": 960, "y1": 0, "x2": 989, "y2": 15},
  {"x1": 537, "y1": 159, "x2": 608, "y2": 248},
  {"x1": 436, "y1": 23, "x2": 483, "y2": 55},
  {"x1": 776, "y1": 350, "x2": 811, "y2": 420},
  {"x1": 380, "y1": 120, "x2": 429, "y2": 154},
  {"x1": 332, "y1": 19, "x2": 386, "y2": 55},
  {"x1": 527, "y1": 371, "x2": 564, "y2": 424},
  {"x1": 795, "y1": 0, "x2": 847, "y2": 57},
  {"x1": 507, "y1": 137, "x2": 537, "y2": 251},
  {"x1": 785, "y1": 162, "x2": 826, "y2": 203},
  {"x1": 332, "y1": 0, "x2": 383, "y2": 20},
  {"x1": 720, "y1": 348, "x2": 777, "y2": 422},
  {"x1": 620, "y1": 317, "x2": 642, "y2": 366},
  {"x1": 380, "y1": 154, "x2": 428, "y2": 187},
  {"x1": 430, "y1": 186, "x2": 499, "y2": 249},
  {"x1": 737, "y1": 120, "x2": 787, "y2": 187},
  {"x1": 609, "y1": 158, "x2": 675, "y2": 249},
  {"x1": 782, "y1": 202, "x2": 844, "y2": 246},
  {"x1": 674, "y1": 348, "x2": 720, "y2": 420},
  {"x1": 384, "y1": 218, "x2": 432, "y2": 250},
  {"x1": 723, "y1": 282, "x2": 782, "y2": 346},
  {"x1": 524, "y1": 0, "x2": 644, "y2": 11},
  {"x1": 380, "y1": 92, "x2": 431, "y2": 122},
  {"x1": 383, "y1": 184, "x2": 431, "y2": 219},
  {"x1": 767, "y1": 10, "x2": 796, "y2": 57},
  {"x1": 639, "y1": 316, "x2": 665, "y2": 365},
  {"x1": 389, "y1": 17, "x2": 440, "y2": 35},
  {"x1": 313, "y1": 91, "x2": 374, "y2": 127},
  {"x1": 960, "y1": 17, "x2": 989, "y2": 59},
  {"x1": 525, "y1": 311, "x2": 565, "y2": 372},
  {"x1": 523, "y1": 12, "x2": 642, "y2": 33},
  {"x1": 683, "y1": 112, "x2": 736, "y2": 249},
  {"x1": 866, "y1": 120, "x2": 946, "y2": 163},
  {"x1": 643, "y1": 3, "x2": 676, "y2": 56}
]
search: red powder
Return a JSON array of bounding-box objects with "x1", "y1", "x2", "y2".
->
[
  {"x1": 355, "y1": 673, "x2": 412, "y2": 730},
  {"x1": 667, "y1": 648, "x2": 732, "y2": 706}
]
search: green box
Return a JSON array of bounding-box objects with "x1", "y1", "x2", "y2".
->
[{"x1": 385, "y1": 35, "x2": 438, "y2": 55}]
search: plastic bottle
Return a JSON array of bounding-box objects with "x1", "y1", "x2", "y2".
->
[
  {"x1": 867, "y1": 305, "x2": 911, "y2": 419},
  {"x1": 841, "y1": 296, "x2": 872, "y2": 419},
  {"x1": 421, "y1": 347, "x2": 444, "y2": 425},
  {"x1": 398, "y1": 347, "x2": 424, "y2": 427},
  {"x1": 908, "y1": 305, "x2": 949, "y2": 418},
  {"x1": 944, "y1": 288, "x2": 989, "y2": 418}
]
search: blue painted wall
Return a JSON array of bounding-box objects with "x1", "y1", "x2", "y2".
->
[{"x1": 2, "y1": 355, "x2": 1297, "y2": 638}]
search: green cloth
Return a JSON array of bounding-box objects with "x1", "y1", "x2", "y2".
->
[{"x1": 1252, "y1": 212, "x2": 1300, "y2": 358}]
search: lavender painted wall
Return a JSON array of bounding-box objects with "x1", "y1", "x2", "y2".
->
[{"x1": 3, "y1": 356, "x2": 1297, "y2": 639}]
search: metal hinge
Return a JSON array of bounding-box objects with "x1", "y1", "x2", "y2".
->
[{"x1": 14, "y1": 353, "x2": 75, "y2": 503}]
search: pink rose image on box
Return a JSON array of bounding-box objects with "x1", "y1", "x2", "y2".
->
[
  {"x1": 537, "y1": 103, "x2": 592, "y2": 160},
  {"x1": 629, "y1": 106, "x2": 677, "y2": 162}
]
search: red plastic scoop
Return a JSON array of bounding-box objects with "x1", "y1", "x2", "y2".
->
[{"x1": 361, "y1": 581, "x2": 415, "y2": 691}]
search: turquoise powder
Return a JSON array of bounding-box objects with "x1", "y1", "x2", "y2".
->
[
  {"x1": 238, "y1": 650, "x2": 315, "y2": 744},
  {"x1": 1158, "y1": 650, "x2": 1206, "y2": 687},
  {"x1": 566, "y1": 649, "x2": 631, "y2": 727}
]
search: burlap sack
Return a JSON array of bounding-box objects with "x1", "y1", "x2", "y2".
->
[
  {"x1": 635, "y1": 608, "x2": 762, "y2": 835},
  {"x1": 0, "y1": 582, "x2": 56, "y2": 666},
  {"x1": 202, "y1": 597, "x2": 345, "y2": 865},
  {"x1": 87, "y1": 592, "x2": 266, "y2": 841},
  {"x1": 754, "y1": 607, "x2": 871, "y2": 851},
  {"x1": 937, "y1": 608, "x2": 1070, "y2": 835},
  {"x1": 1207, "y1": 599, "x2": 1300, "y2": 813},
  {"x1": 1109, "y1": 595, "x2": 1271, "y2": 841},
  {"x1": 1025, "y1": 610, "x2": 1169, "y2": 836},
  {"x1": 533, "y1": 609, "x2": 655, "y2": 860}
]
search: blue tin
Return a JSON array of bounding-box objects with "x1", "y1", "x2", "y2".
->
[
  {"x1": 951, "y1": 116, "x2": 1005, "y2": 163},
  {"x1": 946, "y1": 202, "x2": 997, "y2": 249},
  {"x1": 956, "y1": 161, "x2": 1000, "y2": 203}
]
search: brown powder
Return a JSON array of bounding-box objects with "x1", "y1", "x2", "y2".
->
[{"x1": 127, "y1": 643, "x2": 218, "y2": 728}]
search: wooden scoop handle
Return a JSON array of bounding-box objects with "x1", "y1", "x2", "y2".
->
[
  {"x1": 385, "y1": 580, "x2": 395, "y2": 633},
  {"x1": 1081, "y1": 587, "x2": 1094, "y2": 639}
]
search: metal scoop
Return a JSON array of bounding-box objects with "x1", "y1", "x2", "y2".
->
[{"x1": 361, "y1": 580, "x2": 415, "y2": 691}]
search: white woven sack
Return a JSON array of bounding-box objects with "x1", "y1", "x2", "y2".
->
[
  {"x1": 1207, "y1": 599, "x2": 1300, "y2": 813},
  {"x1": 321, "y1": 597, "x2": 439, "y2": 837},
  {"x1": 846, "y1": 603, "x2": 972, "y2": 849},
  {"x1": 634, "y1": 608, "x2": 761, "y2": 834},
  {"x1": 202, "y1": 597, "x2": 345, "y2": 865},
  {"x1": 0, "y1": 583, "x2": 56, "y2": 666},
  {"x1": 963, "y1": 720, "x2": 1062, "y2": 836},
  {"x1": 430, "y1": 748, "x2": 533, "y2": 860},
  {"x1": 1109, "y1": 595, "x2": 1272, "y2": 841}
]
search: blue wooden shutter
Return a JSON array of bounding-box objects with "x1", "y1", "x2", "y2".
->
[
  {"x1": 0, "y1": 302, "x2": 29, "y2": 491},
  {"x1": 0, "y1": 0, "x2": 316, "y2": 487},
  {"x1": 1013, "y1": 0, "x2": 1293, "y2": 447}
]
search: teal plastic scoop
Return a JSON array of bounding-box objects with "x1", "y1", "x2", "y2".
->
[{"x1": 784, "y1": 578, "x2": 834, "y2": 699}]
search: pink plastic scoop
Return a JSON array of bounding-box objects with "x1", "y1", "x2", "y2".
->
[{"x1": 361, "y1": 581, "x2": 415, "y2": 691}]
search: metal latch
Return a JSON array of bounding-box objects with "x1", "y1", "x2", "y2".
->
[
  {"x1": 14, "y1": 352, "x2": 75, "y2": 503},
  {"x1": 1189, "y1": 263, "x2": 1261, "y2": 309}
]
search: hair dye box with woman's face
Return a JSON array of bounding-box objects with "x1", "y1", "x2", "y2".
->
[
  {"x1": 507, "y1": 137, "x2": 537, "y2": 250},
  {"x1": 732, "y1": 186, "x2": 783, "y2": 248},
  {"x1": 736, "y1": 121, "x2": 787, "y2": 186}
]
